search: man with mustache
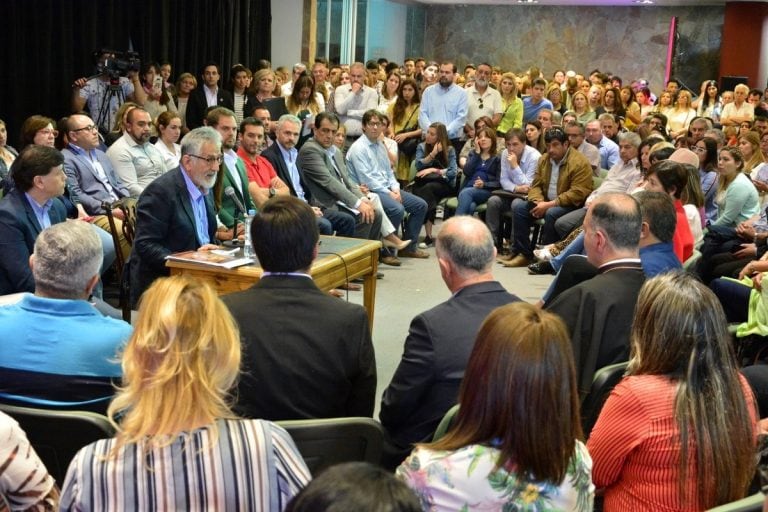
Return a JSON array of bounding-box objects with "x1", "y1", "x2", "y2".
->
[{"x1": 128, "y1": 127, "x2": 221, "y2": 307}]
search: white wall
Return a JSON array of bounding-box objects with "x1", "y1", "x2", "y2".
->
[{"x1": 271, "y1": 0, "x2": 304, "y2": 68}]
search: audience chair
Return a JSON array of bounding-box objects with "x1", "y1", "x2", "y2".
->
[
  {"x1": 276, "y1": 417, "x2": 385, "y2": 475},
  {"x1": 580, "y1": 361, "x2": 629, "y2": 439},
  {"x1": 441, "y1": 172, "x2": 486, "y2": 220},
  {"x1": 0, "y1": 404, "x2": 115, "y2": 483},
  {"x1": 102, "y1": 198, "x2": 138, "y2": 321},
  {"x1": 683, "y1": 249, "x2": 702, "y2": 272},
  {"x1": 431, "y1": 404, "x2": 460, "y2": 442},
  {"x1": 706, "y1": 492, "x2": 764, "y2": 512}
]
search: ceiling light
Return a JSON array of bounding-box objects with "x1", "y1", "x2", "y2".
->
[{"x1": 633, "y1": 0, "x2": 655, "y2": 4}]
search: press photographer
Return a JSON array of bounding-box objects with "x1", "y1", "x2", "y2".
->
[{"x1": 71, "y1": 49, "x2": 147, "y2": 135}]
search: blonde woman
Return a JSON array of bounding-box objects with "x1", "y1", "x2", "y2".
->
[
  {"x1": 174, "y1": 72, "x2": 197, "y2": 132},
  {"x1": 496, "y1": 72, "x2": 524, "y2": 136},
  {"x1": 60, "y1": 276, "x2": 311, "y2": 510},
  {"x1": 571, "y1": 91, "x2": 595, "y2": 124},
  {"x1": 667, "y1": 90, "x2": 696, "y2": 139}
]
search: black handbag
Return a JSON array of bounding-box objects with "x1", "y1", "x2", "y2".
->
[{"x1": 395, "y1": 108, "x2": 419, "y2": 158}]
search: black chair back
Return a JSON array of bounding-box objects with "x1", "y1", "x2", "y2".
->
[
  {"x1": 0, "y1": 404, "x2": 115, "y2": 484},
  {"x1": 276, "y1": 417, "x2": 384, "y2": 475},
  {"x1": 581, "y1": 361, "x2": 629, "y2": 439}
]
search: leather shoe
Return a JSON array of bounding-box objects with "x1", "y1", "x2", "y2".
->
[
  {"x1": 338, "y1": 282, "x2": 362, "y2": 291},
  {"x1": 382, "y1": 238, "x2": 411, "y2": 251},
  {"x1": 497, "y1": 251, "x2": 517, "y2": 263},
  {"x1": 399, "y1": 249, "x2": 430, "y2": 259},
  {"x1": 527, "y1": 261, "x2": 554, "y2": 275},
  {"x1": 502, "y1": 254, "x2": 531, "y2": 268},
  {"x1": 380, "y1": 255, "x2": 402, "y2": 266}
]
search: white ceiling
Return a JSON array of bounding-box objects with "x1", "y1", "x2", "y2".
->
[{"x1": 408, "y1": 0, "x2": 767, "y2": 5}]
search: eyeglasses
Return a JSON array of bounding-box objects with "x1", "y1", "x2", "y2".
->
[
  {"x1": 366, "y1": 122, "x2": 382, "y2": 128},
  {"x1": 71, "y1": 125, "x2": 98, "y2": 133},
  {"x1": 38, "y1": 129, "x2": 59, "y2": 137},
  {"x1": 691, "y1": 146, "x2": 707, "y2": 153},
  {"x1": 189, "y1": 154, "x2": 224, "y2": 164}
]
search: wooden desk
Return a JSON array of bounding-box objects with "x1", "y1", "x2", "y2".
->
[{"x1": 166, "y1": 236, "x2": 381, "y2": 327}]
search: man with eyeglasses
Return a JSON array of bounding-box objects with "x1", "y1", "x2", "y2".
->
[
  {"x1": 333, "y1": 62, "x2": 378, "y2": 149},
  {"x1": 348, "y1": 110, "x2": 428, "y2": 259},
  {"x1": 564, "y1": 121, "x2": 600, "y2": 174},
  {"x1": 128, "y1": 127, "x2": 222, "y2": 308},
  {"x1": 62, "y1": 113, "x2": 132, "y2": 260},
  {"x1": 464, "y1": 63, "x2": 502, "y2": 139},
  {"x1": 106, "y1": 107, "x2": 167, "y2": 197}
]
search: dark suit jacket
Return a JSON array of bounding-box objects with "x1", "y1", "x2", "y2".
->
[
  {"x1": 62, "y1": 145, "x2": 130, "y2": 215},
  {"x1": 261, "y1": 142, "x2": 310, "y2": 200},
  {"x1": 379, "y1": 281, "x2": 520, "y2": 451},
  {"x1": 222, "y1": 275, "x2": 377, "y2": 421},
  {"x1": 219, "y1": 156, "x2": 255, "y2": 228},
  {"x1": 297, "y1": 138, "x2": 363, "y2": 210},
  {"x1": 185, "y1": 86, "x2": 235, "y2": 130},
  {"x1": 546, "y1": 262, "x2": 646, "y2": 395},
  {"x1": 0, "y1": 189, "x2": 67, "y2": 294},
  {"x1": 129, "y1": 167, "x2": 217, "y2": 307}
]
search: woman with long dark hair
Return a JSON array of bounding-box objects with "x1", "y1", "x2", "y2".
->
[
  {"x1": 412, "y1": 122, "x2": 456, "y2": 246},
  {"x1": 389, "y1": 78, "x2": 421, "y2": 186},
  {"x1": 140, "y1": 62, "x2": 177, "y2": 135},
  {"x1": 398, "y1": 302, "x2": 593, "y2": 511},
  {"x1": 589, "y1": 272, "x2": 757, "y2": 511}
]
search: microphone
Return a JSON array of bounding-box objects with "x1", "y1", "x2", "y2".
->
[{"x1": 224, "y1": 186, "x2": 247, "y2": 215}]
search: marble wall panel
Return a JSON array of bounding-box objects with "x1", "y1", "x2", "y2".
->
[{"x1": 422, "y1": 5, "x2": 724, "y2": 94}]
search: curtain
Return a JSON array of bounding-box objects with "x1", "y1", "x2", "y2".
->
[{"x1": 0, "y1": 0, "x2": 270, "y2": 144}]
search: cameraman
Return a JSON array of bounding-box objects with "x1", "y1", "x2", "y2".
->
[{"x1": 72, "y1": 50, "x2": 147, "y2": 135}]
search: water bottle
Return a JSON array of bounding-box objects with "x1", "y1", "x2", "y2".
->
[{"x1": 243, "y1": 209, "x2": 256, "y2": 259}]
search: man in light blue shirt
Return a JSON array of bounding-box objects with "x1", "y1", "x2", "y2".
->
[
  {"x1": 585, "y1": 119, "x2": 619, "y2": 171},
  {"x1": 347, "y1": 110, "x2": 429, "y2": 259},
  {"x1": 0, "y1": 221, "x2": 131, "y2": 413},
  {"x1": 485, "y1": 128, "x2": 542, "y2": 244},
  {"x1": 419, "y1": 62, "x2": 468, "y2": 158}
]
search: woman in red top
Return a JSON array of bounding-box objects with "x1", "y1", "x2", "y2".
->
[{"x1": 587, "y1": 272, "x2": 758, "y2": 511}]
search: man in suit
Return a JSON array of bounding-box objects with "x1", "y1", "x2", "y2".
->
[
  {"x1": 297, "y1": 112, "x2": 382, "y2": 240},
  {"x1": 0, "y1": 145, "x2": 68, "y2": 295},
  {"x1": 128, "y1": 127, "x2": 220, "y2": 307},
  {"x1": 185, "y1": 62, "x2": 234, "y2": 130},
  {"x1": 545, "y1": 192, "x2": 646, "y2": 395},
  {"x1": 205, "y1": 107, "x2": 255, "y2": 239},
  {"x1": 222, "y1": 195, "x2": 376, "y2": 421},
  {"x1": 262, "y1": 114, "x2": 355, "y2": 236},
  {"x1": 62, "y1": 113, "x2": 132, "y2": 260},
  {"x1": 379, "y1": 216, "x2": 520, "y2": 468}
]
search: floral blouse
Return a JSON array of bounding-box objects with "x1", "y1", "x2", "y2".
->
[{"x1": 397, "y1": 441, "x2": 593, "y2": 511}]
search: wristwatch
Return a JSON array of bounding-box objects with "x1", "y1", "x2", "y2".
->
[{"x1": 269, "y1": 187, "x2": 276, "y2": 198}]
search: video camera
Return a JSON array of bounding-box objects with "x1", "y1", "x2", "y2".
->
[{"x1": 93, "y1": 49, "x2": 141, "y2": 81}]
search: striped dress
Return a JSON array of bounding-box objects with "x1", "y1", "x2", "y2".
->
[
  {"x1": 59, "y1": 418, "x2": 310, "y2": 511},
  {"x1": 587, "y1": 374, "x2": 757, "y2": 511}
]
